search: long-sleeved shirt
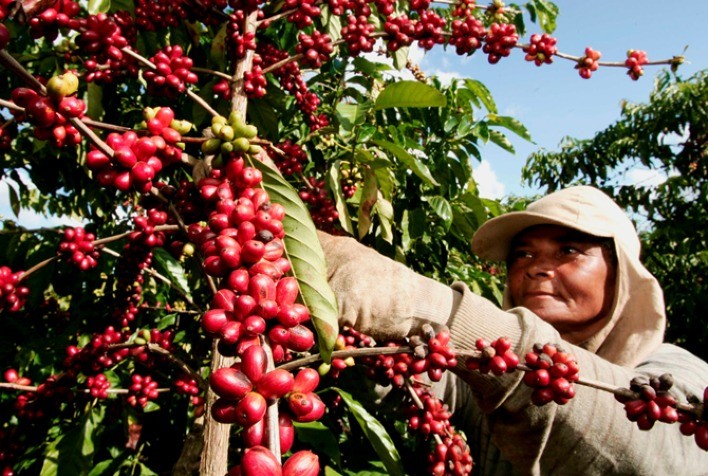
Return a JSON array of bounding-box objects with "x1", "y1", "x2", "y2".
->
[{"x1": 435, "y1": 282, "x2": 708, "y2": 475}]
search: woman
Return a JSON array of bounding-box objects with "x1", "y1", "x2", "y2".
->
[{"x1": 318, "y1": 185, "x2": 708, "y2": 475}]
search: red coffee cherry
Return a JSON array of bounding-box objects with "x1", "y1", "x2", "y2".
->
[
  {"x1": 576, "y1": 47, "x2": 602, "y2": 79},
  {"x1": 239, "y1": 445, "x2": 282, "y2": 476},
  {"x1": 522, "y1": 343, "x2": 578, "y2": 405},
  {"x1": 282, "y1": 450, "x2": 319, "y2": 476},
  {"x1": 209, "y1": 367, "x2": 253, "y2": 400}
]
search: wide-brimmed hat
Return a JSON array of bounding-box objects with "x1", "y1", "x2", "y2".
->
[{"x1": 471, "y1": 185, "x2": 641, "y2": 261}]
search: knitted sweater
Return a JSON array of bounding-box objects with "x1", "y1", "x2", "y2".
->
[{"x1": 436, "y1": 283, "x2": 708, "y2": 476}]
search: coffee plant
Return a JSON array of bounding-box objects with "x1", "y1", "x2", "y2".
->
[{"x1": 0, "y1": 0, "x2": 697, "y2": 474}]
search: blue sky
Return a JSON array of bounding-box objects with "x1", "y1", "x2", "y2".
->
[{"x1": 418, "y1": 0, "x2": 708, "y2": 199}]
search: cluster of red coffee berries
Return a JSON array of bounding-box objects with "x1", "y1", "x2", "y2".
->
[
  {"x1": 523, "y1": 33, "x2": 558, "y2": 66},
  {"x1": 677, "y1": 387, "x2": 708, "y2": 450},
  {"x1": 86, "y1": 107, "x2": 183, "y2": 192},
  {"x1": 522, "y1": 343, "x2": 579, "y2": 406},
  {"x1": 465, "y1": 336, "x2": 519, "y2": 376},
  {"x1": 317, "y1": 326, "x2": 370, "y2": 378},
  {"x1": 27, "y1": 0, "x2": 81, "y2": 41},
  {"x1": 174, "y1": 374, "x2": 203, "y2": 406},
  {"x1": 383, "y1": 16, "x2": 415, "y2": 52},
  {"x1": 618, "y1": 373, "x2": 679, "y2": 430},
  {"x1": 269, "y1": 140, "x2": 308, "y2": 176},
  {"x1": 299, "y1": 177, "x2": 339, "y2": 230},
  {"x1": 576, "y1": 47, "x2": 602, "y2": 79},
  {"x1": 448, "y1": 16, "x2": 486, "y2": 55},
  {"x1": 284, "y1": 0, "x2": 321, "y2": 28},
  {"x1": 210, "y1": 346, "x2": 325, "y2": 428},
  {"x1": 58, "y1": 227, "x2": 101, "y2": 271},
  {"x1": 0, "y1": 266, "x2": 29, "y2": 312},
  {"x1": 228, "y1": 446, "x2": 320, "y2": 476},
  {"x1": 127, "y1": 373, "x2": 160, "y2": 408},
  {"x1": 414, "y1": 10, "x2": 447, "y2": 50},
  {"x1": 76, "y1": 13, "x2": 138, "y2": 84},
  {"x1": 134, "y1": 0, "x2": 186, "y2": 31},
  {"x1": 86, "y1": 373, "x2": 111, "y2": 399},
  {"x1": 144, "y1": 45, "x2": 199, "y2": 99},
  {"x1": 341, "y1": 15, "x2": 376, "y2": 56},
  {"x1": 428, "y1": 433, "x2": 474, "y2": 476},
  {"x1": 64, "y1": 326, "x2": 130, "y2": 375},
  {"x1": 243, "y1": 64, "x2": 268, "y2": 99},
  {"x1": 405, "y1": 386, "x2": 453, "y2": 436},
  {"x1": 625, "y1": 49, "x2": 648, "y2": 81},
  {"x1": 482, "y1": 22, "x2": 518, "y2": 64},
  {"x1": 10, "y1": 79, "x2": 85, "y2": 148},
  {"x1": 296, "y1": 31, "x2": 334, "y2": 69},
  {"x1": 130, "y1": 328, "x2": 176, "y2": 367}
]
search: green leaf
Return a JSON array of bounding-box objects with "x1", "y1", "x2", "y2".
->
[
  {"x1": 353, "y1": 57, "x2": 392, "y2": 75},
  {"x1": 250, "y1": 158, "x2": 339, "y2": 361},
  {"x1": 427, "y1": 196, "x2": 453, "y2": 229},
  {"x1": 333, "y1": 388, "x2": 404, "y2": 476},
  {"x1": 487, "y1": 114, "x2": 533, "y2": 142},
  {"x1": 88, "y1": 0, "x2": 110, "y2": 14},
  {"x1": 373, "y1": 195, "x2": 394, "y2": 243},
  {"x1": 357, "y1": 167, "x2": 378, "y2": 239},
  {"x1": 294, "y1": 421, "x2": 342, "y2": 467},
  {"x1": 336, "y1": 102, "x2": 373, "y2": 134},
  {"x1": 464, "y1": 79, "x2": 497, "y2": 114},
  {"x1": 532, "y1": 0, "x2": 559, "y2": 33},
  {"x1": 488, "y1": 130, "x2": 515, "y2": 154},
  {"x1": 151, "y1": 247, "x2": 192, "y2": 301},
  {"x1": 373, "y1": 81, "x2": 446, "y2": 110},
  {"x1": 8, "y1": 183, "x2": 20, "y2": 217},
  {"x1": 40, "y1": 406, "x2": 104, "y2": 476},
  {"x1": 86, "y1": 83, "x2": 105, "y2": 123},
  {"x1": 327, "y1": 162, "x2": 355, "y2": 235},
  {"x1": 372, "y1": 140, "x2": 439, "y2": 186},
  {"x1": 88, "y1": 458, "x2": 125, "y2": 476},
  {"x1": 138, "y1": 463, "x2": 159, "y2": 476},
  {"x1": 391, "y1": 46, "x2": 409, "y2": 71},
  {"x1": 210, "y1": 23, "x2": 228, "y2": 71},
  {"x1": 110, "y1": 0, "x2": 135, "y2": 13}
]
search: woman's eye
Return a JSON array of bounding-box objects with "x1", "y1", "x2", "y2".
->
[
  {"x1": 509, "y1": 250, "x2": 533, "y2": 261},
  {"x1": 560, "y1": 246, "x2": 580, "y2": 255}
]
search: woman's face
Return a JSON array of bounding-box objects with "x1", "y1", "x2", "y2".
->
[{"x1": 506, "y1": 225, "x2": 616, "y2": 343}]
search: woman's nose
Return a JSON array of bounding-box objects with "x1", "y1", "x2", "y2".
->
[{"x1": 525, "y1": 256, "x2": 556, "y2": 278}]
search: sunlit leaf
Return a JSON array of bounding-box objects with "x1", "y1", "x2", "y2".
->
[
  {"x1": 464, "y1": 79, "x2": 497, "y2": 114},
  {"x1": 357, "y1": 167, "x2": 378, "y2": 239},
  {"x1": 488, "y1": 130, "x2": 515, "y2": 154},
  {"x1": 88, "y1": 0, "x2": 110, "y2": 14},
  {"x1": 372, "y1": 139, "x2": 439, "y2": 186},
  {"x1": 333, "y1": 388, "x2": 404, "y2": 476},
  {"x1": 373, "y1": 81, "x2": 446, "y2": 110},
  {"x1": 250, "y1": 158, "x2": 339, "y2": 361},
  {"x1": 337, "y1": 102, "x2": 373, "y2": 133},
  {"x1": 152, "y1": 248, "x2": 192, "y2": 301},
  {"x1": 327, "y1": 161, "x2": 355, "y2": 235},
  {"x1": 532, "y1": 0, "x2": 559, "y2": 33},
  {"x1": 373, "y1": 194, "x2": 394, "y2": 243},
  {"x1": 427, "y1": 195, "x2": 453, "y2": 228},
  {"x1": 487, "y1": 114, "x2": 533, "y2": 142}
]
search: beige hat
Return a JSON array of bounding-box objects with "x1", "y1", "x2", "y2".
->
[
  {"x1": 472, "y1": 185, "x2": 666, "y2": 366},
  {"x1": 472, "y1": 186, "x2": 641, "y2": 261}
]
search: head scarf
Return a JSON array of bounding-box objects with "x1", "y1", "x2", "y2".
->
[{"x1": 471, "y1": 185, "x2": 666, "y2": 367}]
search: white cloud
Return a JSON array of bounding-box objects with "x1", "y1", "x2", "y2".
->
[
  {"x1": 624, "y1": 167, "x2": 667, "y2": 188},
  {"x1": 473, "y1": 160, "x2": 506, "y2": 199}
]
